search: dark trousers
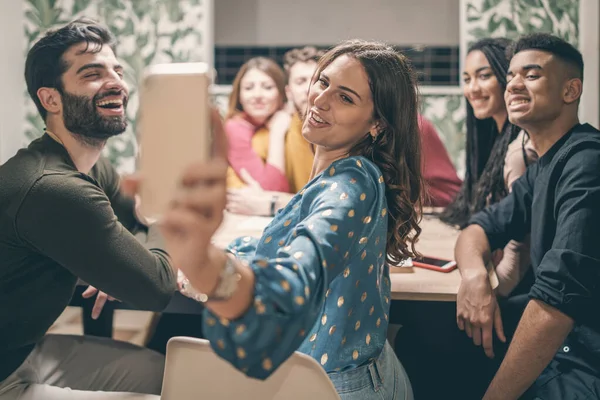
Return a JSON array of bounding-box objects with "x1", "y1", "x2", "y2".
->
[
  {"x1": 78, "y1": 285, "x2": 205, "y2": 354},
  {"x1": 392, "y1": 270, "x2": 533, "y2": 400},
  {"x1": 82, "y1": 306, "x2": 204, "y2": 355},
  {"x1": 522, "y1": 357, "x2": 600, "y2": 399}
]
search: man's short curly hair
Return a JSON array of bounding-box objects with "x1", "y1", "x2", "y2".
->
[{"x1": 282, "y1": 46, "x2": 325, "y2": 74}]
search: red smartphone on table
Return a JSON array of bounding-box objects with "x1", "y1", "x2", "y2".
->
[{"x1": 412, "y1": 256, "x2": 457, "y2": 273}]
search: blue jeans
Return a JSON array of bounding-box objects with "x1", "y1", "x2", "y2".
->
[{"x1": 328, "y1": 341, "x2": 413, "y2": 400}]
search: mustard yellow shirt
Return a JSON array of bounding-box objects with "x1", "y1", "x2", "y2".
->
[
  {"x1": 227, "y1": 113, "x2": 314, "y2": 193},
  {"x1": 285, "y1": 113, "x2": 314, "y2": 193}
]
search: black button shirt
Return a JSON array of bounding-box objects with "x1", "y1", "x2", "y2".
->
[{"x1": 470, "y1": 123, "x2": 600, "y2": 376}]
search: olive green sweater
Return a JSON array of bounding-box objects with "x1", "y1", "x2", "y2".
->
[{"x1": 0, "y1": 134, "x2": 176, "y2": 381}]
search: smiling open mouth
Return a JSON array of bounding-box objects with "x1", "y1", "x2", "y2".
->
[
  {"x1": 309, "y1": 110, "x2": 330, "y2": 126},
  {"x1": 312, "y1": 114, "x2": 326, "y2": 123},
  {"x1": 96, "y1": 99, "x2": 123, "y2": 109}
]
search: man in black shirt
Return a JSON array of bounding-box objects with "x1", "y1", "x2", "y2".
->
[
  {"x1": 455, "y1": 33, "x2": 600, "y2": 399},
  {"x1": 0, "y1": 18, "x2": 176, "y2": 399}
]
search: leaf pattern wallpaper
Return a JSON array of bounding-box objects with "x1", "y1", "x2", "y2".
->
[
  {"x1": 465, "y1": 0, "x2": 579, "y2": 47},
  {"x1": 421, "y1": 95, "x2": 466, "y2": 178},
  {"x1": 23, "y1": 0, "x2": 209, "y2": 173}
]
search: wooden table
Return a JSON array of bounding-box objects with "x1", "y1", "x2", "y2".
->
[
  {"x1": 72, "y1": 213, "x2": 461, "y2": 340},
  {"x1": 214, "y1": 213, "x2": 461, "y2": 302},
  {"x1": 389, "y1": 215, "x2": 460, "y2": 302}
]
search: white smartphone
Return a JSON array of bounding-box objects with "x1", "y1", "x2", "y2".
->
[{"x1": 137, "y1": 62, "x2": 213, "y2": 220}]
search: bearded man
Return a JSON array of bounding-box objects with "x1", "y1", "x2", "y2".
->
[{"x1": 0, "y1": 18, "x2": 176, "y2": 399}]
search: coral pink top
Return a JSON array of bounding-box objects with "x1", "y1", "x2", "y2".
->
[{"x1": 225, "y1": 115, "x2": 290, "y2": 192}]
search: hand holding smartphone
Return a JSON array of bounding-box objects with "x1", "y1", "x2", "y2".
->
[{"x1": 137, "y1": 62, "x2": 214, "y2": 220}]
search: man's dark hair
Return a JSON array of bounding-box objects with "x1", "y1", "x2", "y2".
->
[
  {"x1": 507, "y1": 33, "x2": 583, "y2": 80},
  {"x1": 25, "y1": 17, "x2": 117, "y2": 120},
  {"x1": 282, "y1": 46, "x2": 325, "y2": 76}
]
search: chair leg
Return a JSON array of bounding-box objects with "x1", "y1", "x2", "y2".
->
[
  {"x1": 81, "y1": 297, "x2": 114, "y2": 338},
  {"x1": 144, "y1": 313, "x2": 163, "y2": 346}
]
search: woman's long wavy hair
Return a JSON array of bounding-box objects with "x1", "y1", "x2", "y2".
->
[
  {"x1": 439, "y1": 37, "x2": 520, "y2": 228},
  {"x1": 312, "y1": 40, "x2": 423, "y2": 265}
]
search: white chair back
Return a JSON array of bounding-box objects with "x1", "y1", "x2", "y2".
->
[{"x1": 161, "y1": 336, "x2": 341, "y2": 400}]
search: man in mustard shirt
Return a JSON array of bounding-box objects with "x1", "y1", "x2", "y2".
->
[{"x1": 282, "y1": 46, "x2": 324, "y2": 193}]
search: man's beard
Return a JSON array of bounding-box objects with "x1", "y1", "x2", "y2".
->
[{"x1": 60, "y1": 89, "x2": 128, "y2": 147}]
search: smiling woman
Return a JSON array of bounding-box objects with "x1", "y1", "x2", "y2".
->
[
  {"x1": 437, "y1": 38, "x2": 538, "y2": 299},
  {"x1": 302, "y1": 55, "x2": 376, "y2": 150},
  {"x1": 224, "y1": 57, "x2": 291, "y2": 192},
  {"x1": 165, "y1": 39, "x2": 423, "y2": 400},
  {"x1": 439, "y1": 37, "x2": 537, "y2": 229}
]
